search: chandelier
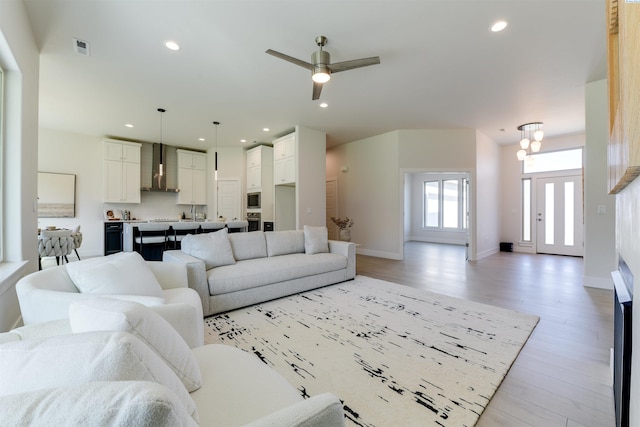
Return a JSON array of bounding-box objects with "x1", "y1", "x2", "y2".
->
[{"x1": 516, "y1": 122, "x2": 544, "y2": 161}]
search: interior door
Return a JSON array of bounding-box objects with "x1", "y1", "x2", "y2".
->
[
  {"x1": 326, "y1": 178, "x2": 338, "y2": 240},
  {"x1": 535, "y1": 175, "x2": 583, "y2": 256},
  {"x1": 217, "y1": 179, "x2": 240, "y2": 220}
]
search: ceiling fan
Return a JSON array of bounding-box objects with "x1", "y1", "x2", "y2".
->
[{"x1": 266, "y1": 36, "x2": 380, "y2": 100}]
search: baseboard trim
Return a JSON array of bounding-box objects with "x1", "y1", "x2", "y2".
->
[
  {"x1": 356, "y1": 247, "x2": 403, "y2": 260},
  {"x1": 583, "y1": 275, "x2": 613, "y2": 290}
]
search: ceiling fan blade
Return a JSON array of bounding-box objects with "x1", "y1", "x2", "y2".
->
[
  {"x1": 328, "y1": 56, "x2": 380, "y2": 73},
  {"x1": 312, "y1": 81, "x2": 323, "y2": 100},
  {"x1": 265, "y1": 49, "x2": 313, "y2": 70}
]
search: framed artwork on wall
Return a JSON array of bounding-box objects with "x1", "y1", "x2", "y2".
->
[{"x1": 37, "y1": 172, "x2": 76, "y2": 218}]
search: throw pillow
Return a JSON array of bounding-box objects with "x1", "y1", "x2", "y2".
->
[
  {"x1": 69, "y1": 297, "x2": 202, "y2": 392},
  {"x1": 0, "y1": 381, "x2": 198, "y2": 427},
  {"x1": 0, "y1": 331, "x2": 198, "y2": 422},
  {"x1": 227, "y1": 232, "x2": 267, "y2": 260},
  {"x1": 66, "y1": 252, "x2": 164, "y2": 298},
  {"x1": 265, "y1": 230, "x2": 305, "y2": 257},
  {"x1": 303, "y1": 225, "x2": 329, "y2": 254},
  {"x1": 181, "y1": 228, "x2": 235, "y2": 269}
]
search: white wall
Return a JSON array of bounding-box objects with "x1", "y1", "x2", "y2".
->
[
  {"x1": 296, "y1": 126, "x2": 327, "y2": 228},
  {"x1": 475, "y1": 131, "x2": 501, "y2": 259},
  {"x1": 0, "y1": 0, "x2": 40, "y2": 331},
  {"x1": 327, "y1": 128, "x2": 498, "y2": 261},
  {"x1": 326, "y1": 131, "x2": 401, "y2": 259},
  {"x1": 584, "y1": 79, "x2": 616, "y2": 289},
  {"x1": 617, "y1": 177, "x2": 640, "y2": 426}
]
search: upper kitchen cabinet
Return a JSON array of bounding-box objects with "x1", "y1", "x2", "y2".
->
[
  {"x1": 246, "y1": 145, "x2": 273, "y2": 191},
  {"x1": 103, "y1": 139, "x2": 141, "y2": 203},
  {"x1": 177, "y1": 149, "x2": 207, "y2": 205},
  {"x1": 273, "y1": 133, "x2": 296, "y2": 185},
  {"x1": 607, "y1": 0, "x2": 640, "y2": 193}
]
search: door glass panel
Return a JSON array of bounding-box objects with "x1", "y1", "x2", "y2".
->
[
  {"x1": 564, "y1": 181, "x2": 574, "y2": 246},
  {"x1": 545, "y1": 183, "x2": 554, "y2": 245},
  {"x1": 522, "y1": 179, "x2": 531, "y2": 241},
  {"x1": 424, "y1": 181, "x2": 439, "y2": 227},
  {"x1": 442, "y1": 179, "x2": 459, "y2": 228}
]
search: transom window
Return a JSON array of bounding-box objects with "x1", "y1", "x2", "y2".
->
[{"x1": 523, "y1": 148, "x2": 583, "y2": 174}]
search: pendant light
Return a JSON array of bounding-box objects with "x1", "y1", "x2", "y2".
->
[
  {"x1": 158, "y1": 108, "x2": 166, "y2": 176},
  {"x1": 213, "y1": 121, "x2": 220, "y2": 180},
  {"x1": 516, "y1": 122, "x2": 544, "y2": 162}
]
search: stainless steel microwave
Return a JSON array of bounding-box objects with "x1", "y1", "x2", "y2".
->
[{"x1": 247, "y1": 192, "x2": 261, "y2": 209}]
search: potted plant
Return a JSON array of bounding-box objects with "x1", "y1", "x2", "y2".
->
[{"x1": 331, "y1": 217, "x2": 353, "y2": 242}]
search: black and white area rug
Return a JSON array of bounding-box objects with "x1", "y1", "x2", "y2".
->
[{"x1": 204, "y1": 276, "x2": 539, "y2": 426}]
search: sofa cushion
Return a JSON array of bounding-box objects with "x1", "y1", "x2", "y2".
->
[
  {"x1": 66, "y1": 252, "x2": 164, "y2": 298},
  {"x1": 181, "y1": 228, "x2": 235, "y2": 270},
  {"x1": 265, "y1": 230, "x2": 305, "y2": 257},
  {"x1": 304, "y1": 225, "x2": 329, "y2": 255},
  {"x1": 0, "y1": 381, "x2": 198, "y2": 427},
  {"x1": 69, "y1": 298, "x2": 202, "y2": 392},
  {"x1": 228, "y1": 232, "x2": 267, "y2": 261},
  {"x1": 208, "y1": 253, "x2": 347, "y2": 296},
  {"x1": 0, "y1": 331, "x2": 198, "y2": 422}
]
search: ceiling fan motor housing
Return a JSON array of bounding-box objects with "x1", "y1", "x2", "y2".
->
[{"x1": 312, "y1": 50, "x2": 331, "y2": 81}]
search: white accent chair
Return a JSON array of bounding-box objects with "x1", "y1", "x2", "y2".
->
[
  {"x1": 38, "y1": 229, "x2": 74, "y2": 270},
  {"x1": 16, "y1": 257, "x2": 203, "y2": 348}
]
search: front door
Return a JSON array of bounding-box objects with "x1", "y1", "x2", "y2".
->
[{"x1": 535, "y1": 175, "x2": 583, "y2": 256}]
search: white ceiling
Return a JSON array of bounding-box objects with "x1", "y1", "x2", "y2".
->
[{"x1": 23, "y1": 0, "x2": 607, "y2": 151}]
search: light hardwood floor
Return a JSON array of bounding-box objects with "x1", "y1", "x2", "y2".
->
[{"x1": 356, "y1": 242, "x2": 615, "y2": 427}]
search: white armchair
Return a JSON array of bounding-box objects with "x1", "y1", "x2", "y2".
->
[{"x1": 16, "y1": 255, "x2": 204, "y2": 348}]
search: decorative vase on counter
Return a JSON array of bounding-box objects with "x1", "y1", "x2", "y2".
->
[{"x1": 339, "y1": 228, "x2": 351, "y2": 242}]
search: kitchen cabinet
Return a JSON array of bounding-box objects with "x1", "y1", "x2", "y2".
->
[
  {"x1": 177, "y1": 149, "x2": 207, "y2": 205},
  {"x1": 246, "y1": 145, "x2": 273, "y2": 191},
  {"x1": 607, "y1": 0, "x2": 640, "y2": 193},
  {"x1": 104, "y1": 221, "x2": 123, "y2": 255},
  {"x1": 245, "y1": 145, "x2": 274, "y2": 221},
  {"x1": 103, "y1": 140, "x2": 141, "y2": 203},
  {"x1": 273, "y1": 134, "x2": 296, "y2": 185}
]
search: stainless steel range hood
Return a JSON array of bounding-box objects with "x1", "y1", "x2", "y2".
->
[{"x1": 140, "y1": 143, "x2": 179, "y2": 192}]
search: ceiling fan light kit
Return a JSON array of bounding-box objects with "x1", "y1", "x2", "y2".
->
[{"x1": 266, "y1": 35, "x2": 380, "y2": 100}]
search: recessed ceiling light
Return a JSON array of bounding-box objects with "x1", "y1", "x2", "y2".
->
[
  {"x1": 125, "y1": 123, "x2": 134, "y2": 128},
  {"x1": 490, "y1": 20, "x2": 508, "y2": 32},
  {"x1": 198, "y1": 138, "x2": 205, "y2": 142},
  {"x1": 320, "y1": 103, "x2": 328, "y2": 108},
  {"x1": 263, "y1": 128, "x2": 270, "y2": 132},
  {"x1": 164, "y1": 40, "x2": 180, "y2": 51},
  {"x1": 240, "y1": 139, "x2": 247, "y2": 143}
]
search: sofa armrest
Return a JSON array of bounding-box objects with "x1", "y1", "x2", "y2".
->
[
  {"x1": 243, "y1": 393, "x2": 345, "y2": 427},
  {"x1": 151, "y1": 302, "x2": 204, "y2": 348},
  {"x1": 328, "y1": 240, "x2": 356, "y2": 280},
  {"x1": 146, "y1": 261, "x2": 188, "y2": 290},
  {"x1": 163, "y1": 250, "x2": 210, "y2": 316}
]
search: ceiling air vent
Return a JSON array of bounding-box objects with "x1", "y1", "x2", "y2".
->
[{"x1": 72, "y1": 38, "x2": 90, "y2": 56}]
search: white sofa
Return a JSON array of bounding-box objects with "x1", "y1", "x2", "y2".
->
[
  {"x1": 0, "y1": 298, "x2": 345, "y2": 426},
  {"x1": 16, "y1": 252, "x2": 204, "y2": 347},
  {"x1": 163, "y1": 227, "x2": 356, "y2": 316}
]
